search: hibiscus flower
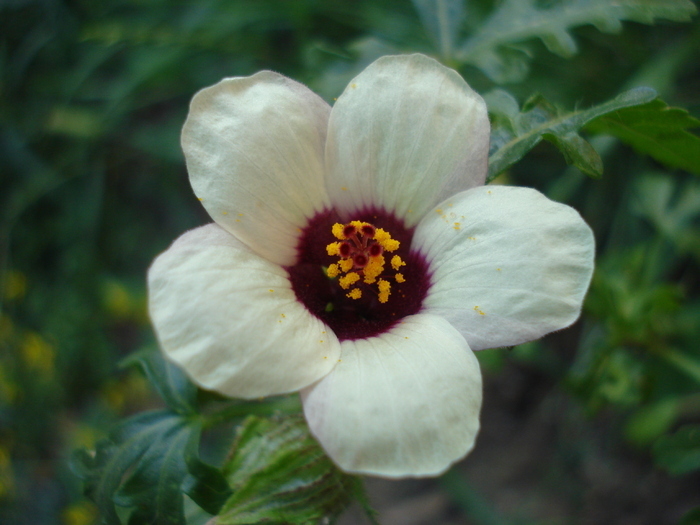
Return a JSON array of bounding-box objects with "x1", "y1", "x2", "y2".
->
[{"x1": 148, "y1": 54, "x2": 594, "y2": 478}]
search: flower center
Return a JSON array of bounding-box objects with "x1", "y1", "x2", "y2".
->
[
  {"x1": 325, "y1": 220, "x2": 406, "y2": 304},
  {"x1": 287, "y1": 210, "x2": 430, "y2": 341}
]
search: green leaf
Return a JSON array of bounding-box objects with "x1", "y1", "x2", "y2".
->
[
  {"x1": 183, "y1": 427, "x2": 234, "y2": 516},
  {"x1": 72, "y1": 410, "x2": 207, "y2": 525},
  {"x1": 457, "y1": 0, "x2": 697, "y2": 82},
  {"x1": 585, "y1": 98, "x2": 700, "y2": 175},
  {"x1": 486, "y1": 87, "x2": 657, "y2": 181},
  {"x1": 216, "y1": 415, "x2": 360, "y2": 525},
  {"x1": 411, "y1": 0, "x2": 464, "y2": 59},
  {"x1": 121, "y1": 348, "x2": 198, "y2": 415},
  {"x1": 653, "y1": 424, "x2": 700, "y2": 475}
]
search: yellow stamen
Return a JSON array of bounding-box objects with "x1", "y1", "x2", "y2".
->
[
  {"x1": 363, "y1": 255, "x2": 384, "y2": 284},
  {"x1": 391, "y1": 255, "x2": 405, "y2": 271},
  {"x1": 339, "y1": 258, "x2": 354, "y2": 272},
  {"x1": 326, "y1": 220, "x2": 407, "y2": 304},
  {"x1": 377, "y1": 279, "x2": 391, "y2": 303},
  {"x1": 332, "y1": 223, "x2": 346, "y2": 239},
  {"x1": 327, "y1": 264, "x2": 340, "y2": 278},
  {"x1": 339, "y1": 272, "x2": 360, "y2": 289},
  {"x1": 347, "y1": 288, "x2": 362, "y2": 300},
  {"x1": 374, "y1": 228, "x2": 400, "y2": 252}
]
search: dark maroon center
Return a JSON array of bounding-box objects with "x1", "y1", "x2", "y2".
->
[{"x1": 286, "y1": 208, "x2": 430, "y2": 341}]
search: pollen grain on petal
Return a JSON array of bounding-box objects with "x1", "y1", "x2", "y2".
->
[{"x1": 395, "y1": 273, "x2": 406, "y2": 283}]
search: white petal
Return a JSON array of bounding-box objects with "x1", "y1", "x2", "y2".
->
[
  {"x1": 325, "y1": 54, "x2": 489, "y2": 226},
  {"x1": 414, "y1": 186, "x2": 595, "y2": 350},
  {"x1": 148, "y1": 224, "x2": 341, "y2": 399},
  {"x1": 182, "y1": 72, "x2": 332, "y2": 267},
  {"x1": 301, "y1": 314, "x2": 482, "y2": 478}
]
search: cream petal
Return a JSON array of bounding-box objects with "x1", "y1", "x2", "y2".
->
[
  {"x1": 414, "y1": 186, "x2": 595, "y2": 351},
  {"x1": 325, "y1": 54, "x2": 489, "y2": 226},
  {"x1": 182, "y1": 72, "x2": 332, "y2": 267},
  {"x1": 148, "y1": 224, "x2": 341, "y2": 399},
  {"x1": 301, "y1": 314, "x2": 482, "y2": 478}
]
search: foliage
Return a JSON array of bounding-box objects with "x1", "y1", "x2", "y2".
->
[{"x1": 2, "y1": 0, "x2": 699, "y2": 523}]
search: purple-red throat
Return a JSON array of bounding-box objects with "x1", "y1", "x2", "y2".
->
[{"x1": 287, "y1": 209, "x2": 431, "y2": 341}]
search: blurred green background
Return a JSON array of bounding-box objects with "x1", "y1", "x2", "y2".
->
[{"x1": 1, "y1": 0, "x2": 699, "y2": 523}]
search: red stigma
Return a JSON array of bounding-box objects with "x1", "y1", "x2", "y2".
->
[
  {"x1": 343, "y1": 224, "x2": 357, "y2": 238},
  {"x1": 361, "y1": 224, "x2": 376, "y2": 238},
  {"x1": 339, "y1": 242, "x2": 352, "y2": 258},
  {"x1": 368, "y1": 244, "x2": 383, "y2": 257},
  {"x1": 353, "y1": 254, "x2": 369, "y2": 268}
]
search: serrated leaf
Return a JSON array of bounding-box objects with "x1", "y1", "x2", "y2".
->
[
  {"x1": 585, "y1": 98, "x2": 700, "y2": 175},
  {"x1": 216, "y1": 415, "x2": 358, "y2": 525},
  {"x1": 114, "y1": 418, "x2": 195, "y2": 525},
  {"x1": 457, "y1": 0, "x2": 697, "y2": 83},
  {"x1": 121, "y1": 348, "x2": 198, "y2": 415},
  {"x1": 411, "y1": 0, "x2": 464, "y2": 58},
  {"x1": 72, "y1": 410, "x2": 206, "y2": 525},
  {"x1": 183, "y1": 426, "x2": 233, "y2": 516},
  {"x1": 653, "y1": 424, "x2": 700, "y2": 475},
  {"x1": 486, "y1": 87, "x2": 657, "y2": 180}
]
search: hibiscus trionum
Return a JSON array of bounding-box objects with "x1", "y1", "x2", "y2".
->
[{"x1": 148, "y1": 53, "x2": 594, "y2": 478}]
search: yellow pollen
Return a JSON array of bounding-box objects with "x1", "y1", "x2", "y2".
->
[
  {"x1": 374, "y1": 228, "x2": 399, "y2": 252},
  {"x1": 347, "y1": 288, "x2": 362, "y2": 300},
  {"x1": 363, "y1": 255, "x2": 384, "y2": 284},
  {"x1": 339, "y1": 272, "x2": 360, "y2": 289},
  {"x1": 332, "y1": 223, "x2": 346, "y2": 239},
  {"x1": 326, "y1": 242, "x2": 341, "y2": 256},
  {"x1": 377, "y1": 279, "x2": 391, "y2": 303},
  {"x1": 339, "y1": 258, "x2": 354, "y2": 272},
  {"x1": 326, "y1": 220, "x2": 407, "y2": 304},
  {"x1": 391, "y1": 255, "x2": 405, "y2": 271}
]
